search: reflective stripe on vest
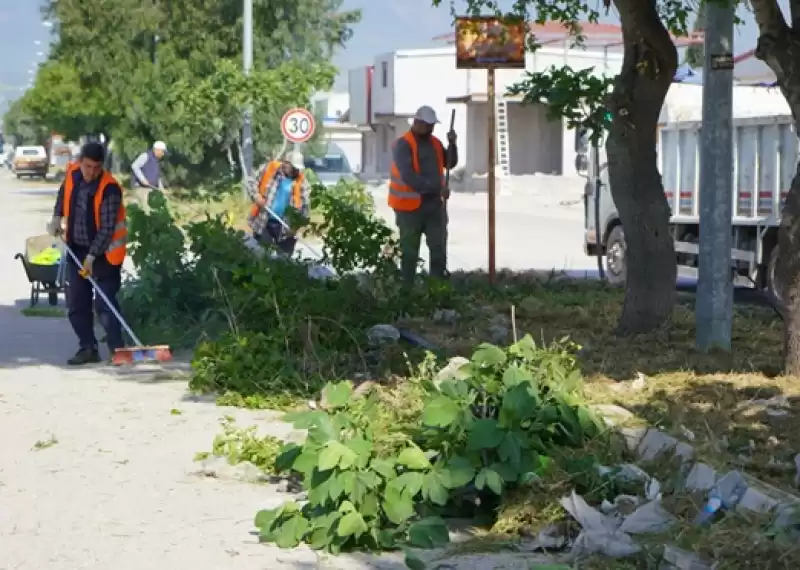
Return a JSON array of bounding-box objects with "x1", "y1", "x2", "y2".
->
[
  {"x1": 388, "y1": 131, "x2": 445, "y2": 212},
  {"x1": 249, "y1": 161, "x2": 304, "y2": 218},
  {"x1": 62, "y1": 166, "x2": 128, "y2": 266}
]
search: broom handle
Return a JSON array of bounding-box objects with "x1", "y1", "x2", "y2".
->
[{"x1": 63, "y1": 243, "x2": 144, "y2": 346}]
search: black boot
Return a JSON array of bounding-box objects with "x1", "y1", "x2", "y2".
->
[{"x1": 67, "y1": 347, "x2": 101, "y2": 366}]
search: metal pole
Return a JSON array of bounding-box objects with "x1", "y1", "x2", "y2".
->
[
  {"x1": 242, "y1": 0, "x2": 254, "y2": 197},
  {"x1": 487, "y1": 68, "x2": 497, "y2": 283},
  {"x1": 696, "y1": 2, "x2": 734, "y2": 351}
]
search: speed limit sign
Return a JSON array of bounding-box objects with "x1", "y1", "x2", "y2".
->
[{"x1": 281, "y1": 108, "x2": 316, "y2": 144}]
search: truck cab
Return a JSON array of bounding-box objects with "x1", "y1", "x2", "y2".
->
[{"x1": 577, "y1": 115, "x2": 796, "y2": 298}]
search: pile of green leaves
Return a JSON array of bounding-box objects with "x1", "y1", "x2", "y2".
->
[
  {"x1": 195, "y1": 417, "x2": 283, "y2": 474},
  {"x1": 255, "y1": 336, "x2": 605, "y2": 555},
  {"x1": 122, "y1": 182, "x2": 405, "y2": 407},
  {"x1": 308, "y1": 179, "x2": 399, "y2": 277}
]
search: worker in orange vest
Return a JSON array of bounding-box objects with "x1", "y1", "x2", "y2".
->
[
  {"x1": 247, "y1": 151, "x2": 310, "y2": 255},
  {"x1": 389, "y1": 105, "x2": 458, "y2": 293},
  {"x1": 46, "y1": 142, "x2": 128, "y2": 365}
]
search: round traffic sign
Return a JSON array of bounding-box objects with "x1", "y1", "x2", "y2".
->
[{"x1": 281, "y1": 108, "x2": 316, "y2": 143}]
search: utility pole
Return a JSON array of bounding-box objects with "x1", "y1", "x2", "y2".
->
[
  {"x1": 696, "y1": 2, "x2": 735, "y2": 351},
  {"x1": 242, "y1": 0, "x2": 254, "y2": 188}
]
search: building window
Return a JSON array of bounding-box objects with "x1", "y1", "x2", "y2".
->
[{"x1": 381, "y1": 61, "x2": 388, "y2": 88}]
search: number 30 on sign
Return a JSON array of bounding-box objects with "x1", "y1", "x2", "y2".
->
[{"x1": 281, "y1": 108, "x2": 316, "y2": 144}]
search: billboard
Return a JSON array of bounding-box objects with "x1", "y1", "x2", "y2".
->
[{"x1": 455, "y1": 16, "x2": 526, "y2": 69}]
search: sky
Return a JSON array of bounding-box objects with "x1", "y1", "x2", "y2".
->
[{"x1": 0, "y1": 0, "x2": 777, "y2": 110}]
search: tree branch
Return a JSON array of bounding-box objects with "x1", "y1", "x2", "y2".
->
[{"x1": 751, "y1": 0, "x2": 788, "y2": 36}]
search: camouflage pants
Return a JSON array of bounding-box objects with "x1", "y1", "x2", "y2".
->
[{"x1": 395, "y1": 198, "x2": 448, "y2": 291}]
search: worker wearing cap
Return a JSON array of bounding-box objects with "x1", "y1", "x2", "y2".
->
[
  {"x1": 389, "y1": 105, "x2": 458, "y2": 293},
  {"x1": 247, "y1": 151, "x2": 310, "y2": 256},
  {"x1": 130, "y1": 141, "x2": 167, "y2": 209}
]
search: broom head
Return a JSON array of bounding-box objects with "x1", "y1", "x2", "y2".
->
[{"x1": 111, "y1": 345, "x2": 173, "y2": 366}]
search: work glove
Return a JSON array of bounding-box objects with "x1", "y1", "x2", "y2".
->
[
  {"x1": 79, "y1": 254, "x2": 95, "y2": 278},
  {"x1": 441, "y1": 187, "x2": 451, "y2": 200},
  {"x1": 46, "y1": 216, "x2": 63, "y2": 237}
]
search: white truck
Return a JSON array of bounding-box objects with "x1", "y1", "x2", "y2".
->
[{"x1": 578, "y1": 113, "x2": 797, "y2": 298}]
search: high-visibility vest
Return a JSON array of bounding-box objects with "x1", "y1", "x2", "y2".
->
[
  {"x1": 388, "y1": 131, "x2": 445, "y2": 212},
  {"x1": 249, "y1": 160, "x2": 304, "y2": 218},
  {"x1": 62, "y1": 163, "x2": 127, "y2": 266}
]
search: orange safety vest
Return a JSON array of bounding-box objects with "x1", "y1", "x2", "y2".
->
[
  {"x1": 388, "y1": 131, "x2": 446, "y2": 212},
  {"x1": 249, "y1": 160, "x2": 304, "y2": 218},
  {"x1": 62, "y1": 163, "x2": 127, "y2": 266}
]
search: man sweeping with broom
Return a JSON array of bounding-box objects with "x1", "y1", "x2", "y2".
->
[{"x1": 46, "y1": 142, "x2": 127, "y2": 365}]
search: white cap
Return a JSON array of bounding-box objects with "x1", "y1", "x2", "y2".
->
[
  {"x1": 153, "y1": 141, "x2": 167, "y2": 151},
  {"x1": 414, "y1": 105, "x2": 439, "y2": 125},
  {"x1": 287, "y1": 151, "x2": 304, "y2": 170}
]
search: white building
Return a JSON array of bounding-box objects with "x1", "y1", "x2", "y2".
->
[{"x1": 347, "y1": 23, "x2": 632, "y2": 179}]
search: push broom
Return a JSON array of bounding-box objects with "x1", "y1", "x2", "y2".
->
[{"x1": 63, "y1": 242, "x2": 172, "y2": 365}]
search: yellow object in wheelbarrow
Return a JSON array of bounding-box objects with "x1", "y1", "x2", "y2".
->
[{"x1": 30, "y1": 247, "x2": 62, "y2": 266}]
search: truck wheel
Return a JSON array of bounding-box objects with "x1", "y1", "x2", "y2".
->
[
  {"x1": 767, "y1": 247, "x2": 785, "y2": 304},
  {"x1": 605, "y1": 225, "x2": 627, "y2": 285}
]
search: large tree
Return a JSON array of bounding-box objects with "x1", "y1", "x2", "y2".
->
[
  {"x1": 435, "y1": 0, "x2": 691, "y2": 335},
  {"x1": 2, "y1": 97, "x2": 48, "y2": 146},
  {"x1": 752, "y1": 0, "x2": 800, "y2": 373},
  {"x1": 30, "y1": 0, "x2": 359, "y2": 184}
]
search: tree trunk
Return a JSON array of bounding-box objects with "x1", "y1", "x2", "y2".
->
[
  {"x1": 752, "y1": 2, "x2": 800, "y2": 373},
  {"x1": 606, "y1": 0, "x2": 678, "y2": 335}
]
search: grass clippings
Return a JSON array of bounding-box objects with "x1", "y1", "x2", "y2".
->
[{"x1": 21, "y1": 306, "x2": 66, "y2": 318}]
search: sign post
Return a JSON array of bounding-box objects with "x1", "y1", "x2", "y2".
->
[
  {"x1": 455, "y1": 16, "x2": 525, "y2": 283},
  {"x1": 281, "y1": 107, "x2": 316, "y2": 146}
]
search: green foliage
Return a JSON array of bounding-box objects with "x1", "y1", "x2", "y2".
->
[
  {"x1": 255, "y1": 337, "x2": 605, "y2": 555},
  {"x1": 31, "y1": 0, "x2": 359, "y2": 185},
  {"x1": 2, "y1": 97, "x2": 48, "y2": 146},
  {"x1": 196, "y1": 417, "x2": 283, "y2": 473},
  {"x1": 122, "y1": 181, "x2": 404, "y2": 407},
  {"x1": 309, "y1": 180, "x2": 400, "y2": 276}
]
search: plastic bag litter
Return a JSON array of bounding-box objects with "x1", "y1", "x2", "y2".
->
[{"x1": 560, "y1": 491, "x2": 675, "y2": 558}]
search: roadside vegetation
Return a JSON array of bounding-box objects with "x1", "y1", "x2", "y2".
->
[{"x1": 119, "y1": 180, "x2": 798, "y2": 569}]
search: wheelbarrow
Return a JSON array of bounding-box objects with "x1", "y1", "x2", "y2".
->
[{"x1": 14, "y1": 234, "x2": 66, "y2": 307}]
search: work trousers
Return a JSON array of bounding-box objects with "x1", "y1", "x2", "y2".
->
[
  {"x1": 255, "y1": 219, "x2": 297, "y2": 256},
  {"x1": 65, "y1": 245, "x2": 124, "y2": 352},
  {"x1": 395, "y1": 197, "x2": 448, "y2": 292}
]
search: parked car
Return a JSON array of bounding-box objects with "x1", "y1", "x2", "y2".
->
[
  {"x1": 303, "y1": 142, "x2": 357, "y2": 187},
  {"x1": 13, "y1": 146, "x2": 49, "y2": 179}
]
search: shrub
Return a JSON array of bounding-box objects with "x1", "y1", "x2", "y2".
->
[{"x1": 254, "y1": 336, "x2": 605, "y2": 554}]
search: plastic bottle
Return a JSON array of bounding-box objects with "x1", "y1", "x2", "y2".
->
[{"x1": 693, "y1": 490, "x2": 723, "y2": 526}]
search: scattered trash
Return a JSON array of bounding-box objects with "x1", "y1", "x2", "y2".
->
[
  {"x1": 432, "y1": 308, "x2": 459, "y2": 324},
  {"x1": 661, "y1": 544, "x2": 716, "y2": 569},
  {"x1": 631, "y1": 372, "x2": 647, "y2": 391},
  {"x1": 436, "y1": 356, "x2": 470, "y2": 384},
  {"x1": 694, "y1": 471, "x2": 748, "y2": 526}
]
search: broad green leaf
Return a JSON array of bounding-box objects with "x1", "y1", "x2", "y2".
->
[
  {"x1": 502, "y1": 364, "x2": 533, "y2": 387},
  {"x1": 318, "y1": 440, "x2": 358, "y2": 471},
  {"x1": 498, "y1": 432, "x2": 523, "y2": 467},
  {"x1": 407, "y1": 517, "x2": 450, "y2": 548},
  {"x1": 403, "y1": 548, "x2": 426, "y2": 570},
  {"x1": 392, "y1": 471, "x2": 425, "y2": 496},
  {"x1": 466, "y1": 419, "x2": 505, "y2": 450},
  {"x1": 490, "y1": 461, "x2": 519, "y2": 483},
  {"x1": 337, "y1": 511, "x2": 368, "y2": 538},
  {"x1": 508, "y1": 334, "x2": 537, "y2": 358},
  {"x1": 475, "y1": 467, "x2": 503, "y2": 494},
  {"x1": 254, "y1": 508, "x2": 279, "y2": 530},
  {"x1": 422, "y1": 471, "x2": 450, "y2": 506},
  {"x1": 274, "y1": 515, "x2": 309, "y2": 548},
  {"x1": 370, "y1": 458, "x2": 397, "y2": 479},
  {"x1": 397, "y1": 446, "x2": 432, "y2": 470},
  {"x1": 274, "y1": 443, "x2": 303, "y2": 473},
  {"x1": 383, "y1": 487, "x2": 416, "y2": 524},
  {"x1": 439, "y1": 455, "x2": 476, "y2": 488},
  {"x1": 321, "y1": 381, "x2": 354, "y2": 408},
  {"x1": 439, "y1": 378, "x2": 470, "y2": 398},
  {"x1": 471, "y1": 343, "x2": 507, "y2": 367},
  {"x1": 422, "y1": 395, "x2": 461, "y2": 428}
]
